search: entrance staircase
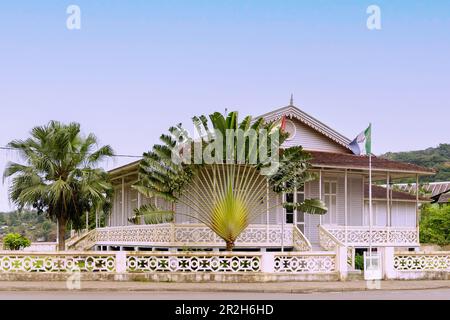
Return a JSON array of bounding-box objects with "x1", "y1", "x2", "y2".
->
[{"x1": 66, "y1": 229, "x2": 97, "y2": 251}]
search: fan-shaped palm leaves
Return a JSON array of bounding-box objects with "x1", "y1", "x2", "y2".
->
[
  {"x1": 3, "y1": 121, "x2": 114, "y2": 251},
  {"x1": 132, "y1": 111, "x2": 327, "y2": 250}
]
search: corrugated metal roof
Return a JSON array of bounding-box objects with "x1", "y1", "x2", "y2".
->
[{"x1": 396, "y1": 182, "x2": 450, "y2": 197}]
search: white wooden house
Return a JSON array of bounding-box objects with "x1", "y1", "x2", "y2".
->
[{"x1": 67, "y1": 103, "x2": 433, "y2": 253}]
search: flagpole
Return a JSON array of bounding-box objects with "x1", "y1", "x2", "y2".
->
[
  {"x1": 368, "y1": 124, "x2": 373, "y2": 264},
  {"x1": 369, "y1": 152, "x2": 372, "y2": 259}
]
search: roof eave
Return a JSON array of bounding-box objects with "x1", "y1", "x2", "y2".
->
[{"x1": 256, "y1": 105, "x2": 353, "y2": 151}]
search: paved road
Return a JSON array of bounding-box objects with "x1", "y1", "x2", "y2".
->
[{"x1": 1, "y1": 289, "x2": 449, "y2": 300}]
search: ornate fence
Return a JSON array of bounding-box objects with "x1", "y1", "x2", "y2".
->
[
  {"x1": 126, "y1": 253, "x2": 261, "y2": 273},
  {"x1": 274, "y1": 253, "x2": 336, "y2": 273},
  {"x1": 0, "y1": 251, "x2": 341, "y2": 276},
  {"x1": 2, "y1": 250, "x2": 448, "y2": 280},
  {"x1": 394, "y1": 252, "x2": 450, "y2": 272},
  {"x1": 0, "y1": 253, "x2": 116, "y2": 273}
]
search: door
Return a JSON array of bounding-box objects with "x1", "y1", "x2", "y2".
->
[{"x1": 284, "y1": 185, "x2": 306, "y2": 233}]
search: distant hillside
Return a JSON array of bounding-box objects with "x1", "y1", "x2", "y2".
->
[
  {"x1": 0, "y1": 211, "x2": 57, "y2": 242},
  {"x1": 382, "y1": 144, "x2": 450, "y2": 183}
]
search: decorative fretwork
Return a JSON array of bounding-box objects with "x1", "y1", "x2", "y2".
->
[
  {"x1": 322, "y1": 225, "x2": 419, "y2": 246},
  {"x1": 94, "y1": 224, "x2": 294, "y2": 248},
  {"x1": 0, "y1": 253, "x2": 116, "y2": 273},
  {"x1": 394, "y1": 253, "x2": 450, "y2": 272},
  {"x1": 274, "y1": 253, "x2": 336, "y2": 273},
  {"x1": 319, "y1": 225, "x2": 343, "y2": 251},
  {"x1": 67, "y1": 229, "x2": 98, "y2": 251},
  {"x1": 293, "y1": 226, "x2": 312, "y2": 251},
  {"x1": 96, "y1": 225, "x2": 173, "y2": 244},
  {"x1": 127, "y1": 253, "x2": 261, "y2": 273}
]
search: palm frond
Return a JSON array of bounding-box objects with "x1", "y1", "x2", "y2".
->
[
  {"x1": 129, "y1": 204, "x2": 175, "y2": 224},
  {"x1": 283, "y1": 199, "x2": 328, "y2": 215}
]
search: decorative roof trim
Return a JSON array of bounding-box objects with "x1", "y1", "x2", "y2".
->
[{"x1": 256, "y1": 105, "x2": 352, "y2": 151}]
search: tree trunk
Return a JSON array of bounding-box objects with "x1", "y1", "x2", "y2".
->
[
  {"x1": 225, "y1": 241, "x2": 234, "y2": 251},
  {"x1": 57, "y1": 217, "x2": 67, "y2": 251}
]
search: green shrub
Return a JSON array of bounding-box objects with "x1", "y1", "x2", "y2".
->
[
  {"x1": 3, "y1": 233, "x2": 31, "y2": 250},
  {"x1": 420, "y1": 204, "x2": 450, "y2": 246},
  {"x1": 354, "y1": 253, "x2": 364, "y2": 270}
]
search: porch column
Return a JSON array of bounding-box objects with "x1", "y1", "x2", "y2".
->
[
  {"x1": 344, "y1": 169, "x2": 348, "y2": 245},
  {"x1": 281, "y1": 191, "x2": 285, "y2": 252},
  {"x1": 416, "y1": 174, "x2": 420, "y2": 239},
  {"x1": 319, "y1": 169, "x2": 323, "y2": 226},
  {"x1": 121, "y1": 177, "x2": 125, "y2": 226},
  {"x1": 386, "y1": 173, "x2": 390, "y2": 226},
  {"x1": 387, "y1": 173, "x2": 390, "y2": 242},
  {"x1": 137, "y1": 192, "x2": 142, "y2": 225},
  {"x1": 362, "y1": 175, "x2": 365, "y2": 225}
]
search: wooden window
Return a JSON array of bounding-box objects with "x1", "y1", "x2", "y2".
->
[{"x1": 284, "y1": 185, "x2": 306, "y2": 232}]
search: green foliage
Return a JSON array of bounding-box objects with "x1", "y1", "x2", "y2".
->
[
  {"x1": 3, "y1": 121, "x2": 114, "y2": 250},
  {"x1": 3, "y1": 233, "x2": 31, "y2": 250},
  {"x1": 0, "y1": 211, "x2": 57, "y2": 242},
  {"x1": 419, "y1": 204, "x2": 450, "y2": 245},
  {"x1": 269, "y1": 146, "x2": 316, "y2": 193},
  {"x1": 283, "y1": 199, "x2": 328, "y2": 215},
  {"x1": 131, "y1": 110, "x2": 327, "y2": 250},
  {"x1": 354, "y1": 253, "x2": 364, "y2": 271},
  {"x1": 382, "y1": 144, "x2": 450, "y2": 183}
]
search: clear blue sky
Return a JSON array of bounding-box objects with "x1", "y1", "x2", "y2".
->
[{"x1": 1, "y1": 1, "x2": 449, "y2": 211}]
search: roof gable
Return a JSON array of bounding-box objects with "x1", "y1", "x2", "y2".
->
[{"x1": 257, "y1": 105, "x2": 353, "y2": 153}]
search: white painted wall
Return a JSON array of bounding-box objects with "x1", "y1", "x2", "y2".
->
[
  {"x1": 364, "y1": 201, "x2": 417, "y2": 228},
  {"x1": 348, "y1": 176, "x2": 364, "y2": 226},
  {"x1": 305, "y1": 179, "x2": 321, "y2": 244},
  {"x1": 282, "y1": 118, "x2": 350, "y2": 153}
]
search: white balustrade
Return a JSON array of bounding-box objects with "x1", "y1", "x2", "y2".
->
[
  {"x1": 94, "y1": 224, "x2": 294, "y2": 248},
  {"x1": 274, "y1": 252, "x2": 336, "y2": 273},
  {"x1": 293, "y1": 226, "x2": 312, "y2": 251},
  {"x1": 319, "y1": 225, "x2": 343, "y2": 251},
  {"x1": 127, "y1": 252, "x2": 261, "y2": 273},
  {"x1": 0, "y1": 253, "x2": 116, "y2": 273},
  {"x1": 394, "y1": 252, "x2": 450, "y2": 272},
  {"x1": 321, "y1": 225, "x2": 418, "y2": 247}
]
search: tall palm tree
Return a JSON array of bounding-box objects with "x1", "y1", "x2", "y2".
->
[
  {"x1": 3, "y1": 121, "x2": 114, "y2": 251},
  {"x1": 131, "y1": 111, "x2": 327, "y2": 251}
]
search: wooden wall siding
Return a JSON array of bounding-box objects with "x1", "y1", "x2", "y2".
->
[
  {"x1": 268, "y1": 189, "x2": 283, "y2": 225},
  {"x1": 109, "y1": 184, "x2": 139, "y2": 227},
  {"x1": 348, "y1": 176, "x2": 364, "y2": 226},
  {"x1": 282, "y1": 118, "x2": 350, "y2": 153},
  {"x1": 364, "y1": 201, "x2": 417, "y2": 228},
  {"x1": 392, "y1": 202, "x2": 417, "y2": 227},
  {"x1": 305, "y1": 180, "x2": 320, "y2": 245},
  {"x1": 363, "y1": 201, "x2": 387, "y2": 226},
  {"x1": 337, "y1": 177, "x2": 346, "y2": 225}
]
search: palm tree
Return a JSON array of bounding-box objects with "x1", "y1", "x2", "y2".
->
[
  {"x1": 3, "y1": 121, "x2": 114, "y2": 251},
  {"x1": 131, "y1": 111, "x2": 327, "y2": 251}
]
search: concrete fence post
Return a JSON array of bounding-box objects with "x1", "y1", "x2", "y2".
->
[
  {"x1": 337, "y1": 246, "x2": 348, "y2": 281},
  {"x1": 382, "y1": 246, "x2": 396, "y2": 280},
  {"x1": 115, "y1": 251, "x2": 127, "y2": 273},
  {"x1": 261, "y1": 252, "x2": 276, "y2": 273}
]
